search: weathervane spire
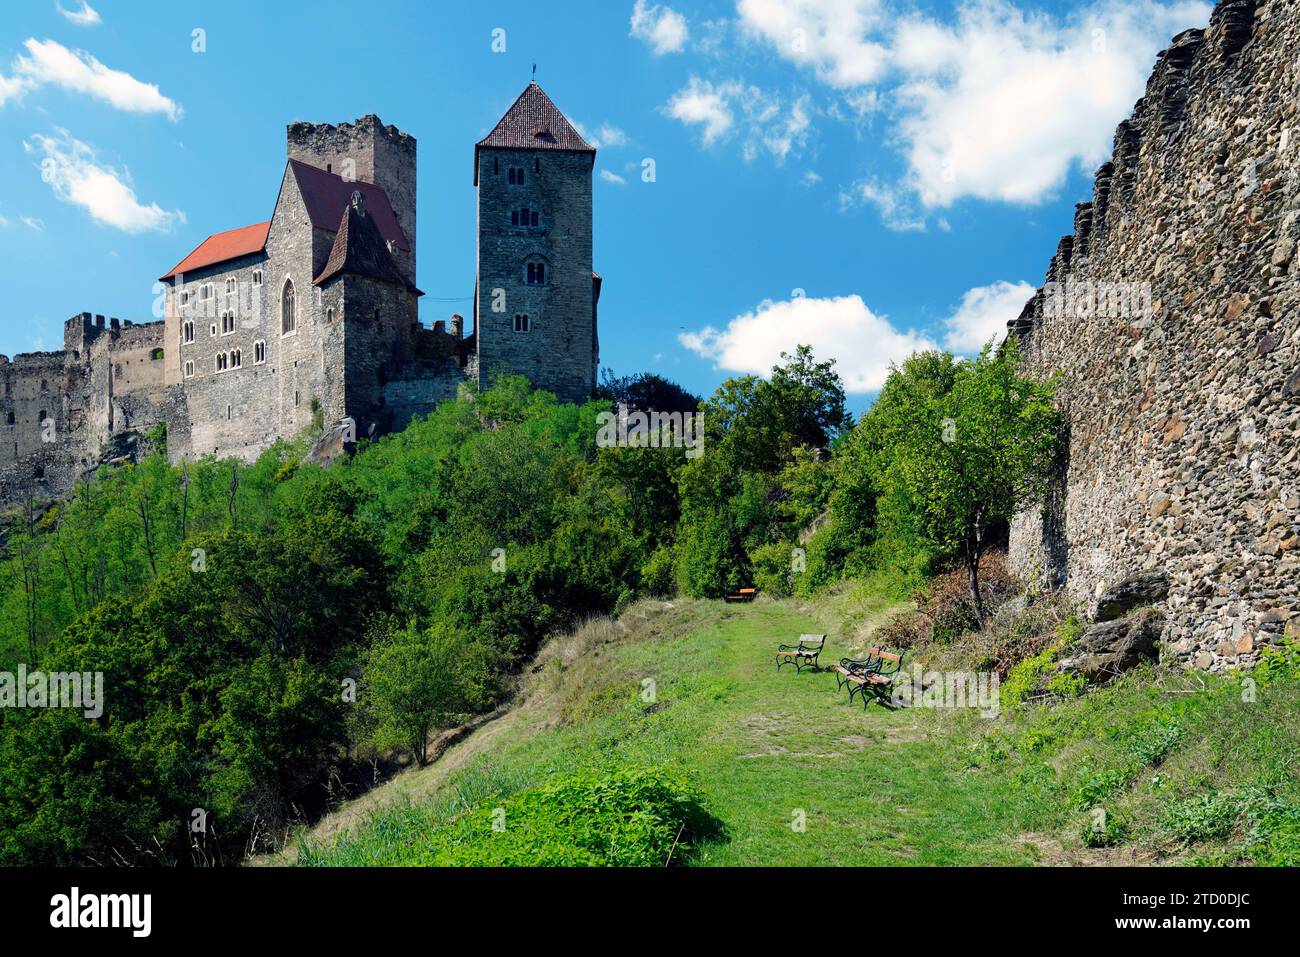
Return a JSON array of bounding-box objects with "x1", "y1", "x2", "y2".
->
[{"x1": 532, "y1": 63, "x2": 537, "y2": 83}]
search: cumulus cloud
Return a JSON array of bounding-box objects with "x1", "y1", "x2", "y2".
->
[
  {"x1": 679, "y1": 294, "x2": 937, "y2": 393},
  {"x1": 25, "y1": 130, "x2": 183, "y2": 233},
  {"x1": 665, "y1": 76, "x2": 736, "y2": 144},
  {"x1": 942, "y1": 280, "x2": 1036, "y2": 352},
  {"x1": 630, "y1": 0, "x2": 689, "y2": 55},
  {"x1": 666, "y1": 77, "x2": 811, "y2": 163},
  {"x1": 56, "y1": 1, "x2": 102, "y2": 27},
  {"x1": 6, "y1": 38, "x2": 182, "y2": 121},
  {"x1": 659, "y1": 1, "x2": 1210, "y2": 212},
  {"x1": 892, "y1": 0, "x2": 1211, "y2": 208},
  {"x1": 736, "y1": 0, "x2": 891, "y2": 88}
]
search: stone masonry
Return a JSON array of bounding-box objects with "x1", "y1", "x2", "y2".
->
[
  {"x1": 0, "y1": 84, "x2": 599, "y2": 509},
  {"x1": 1009, "y1": 0, "x2": 1299, "y2": 670}
]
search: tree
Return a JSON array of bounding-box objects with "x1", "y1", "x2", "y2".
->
[
  {"x1": 363, "y1": 624, "x2": 475, "y2": 766},
  {"x1": 596, "y1": 370, "x2": 700, "y2": 414},
  {"x1": 886, "y1": 341, "x2": 1060, "y2": 628},
  {"x1": 699, "y1": 347, "x2": 850, "y2": 475}
]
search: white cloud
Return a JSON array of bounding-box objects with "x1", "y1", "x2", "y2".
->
[
  {"x1": 891, "y1": 0, "x2": 1211, "y2": 208},
  {"x1": 0, "y1": 73, "x2": 33, "y2": 107},
  {"x1": 665, "y1": 1, "x2": 1210, "y2": 221},
  {"x1": 575, "y1": 121, "x2": 630, "y2": 150},
  {"x1": 0, "y1": 214, "x2": 9, "y2": 227},
  {"x1": 680, "y1": 293, "x2": 937, "y2": 393},
  {"x1": 25, "y1": 130, "x2": 183, "y2": 233},
  {"x1": 56, "y1": 1, "x2": 102, "y2": 27},
  {"x1": 7, "y1": 38, "x2": 182, "y2": 121},
  {"x1": 631, "y1": 1, "x2": 689, "y2": 56},
  {"x1": 599, "y1": 169, "x2": 627, "y2": 185},
  {"x1": 665, "y1": 76, "x2": 735, "y2": 144},
  {"x1": 597, "y1": 123, "x2": 629, "y2": 148},
  {"x1": 21, "y1": 215, "x2": 45, "y2": 232},
  {"x1": 736, "y1": 0, "x2": 891, "y2": 88},
  {"x1": 665, "y1": 77, "x2": 811, "y2": 163},
  {"x1": 839, "y1": 178, "x2": 925, "y2": 232},
  {"x1": 942, "y1": 280, "x2": 1036, "y2": 352}
]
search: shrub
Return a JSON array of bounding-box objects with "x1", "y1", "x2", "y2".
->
[
  {"x1": 1080, "y1": 810, "x2": 1129, "y2": 848},
  {"x1": 640, "y1": 544, "x2": 677, "y2": 597},
  {"x1": 749, "y1": 541, "x2": 795, "y2": 598},
  {"x1": 414, "y1": 764, "x2": 719, "y2": 866},
  {"x1": 1161, "y1": 792, "x2": 1242, "y2": 845}
]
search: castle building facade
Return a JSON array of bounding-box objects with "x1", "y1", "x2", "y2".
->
[{"x1": 0, "y1": 84, "x2": 599, "y2": 505}]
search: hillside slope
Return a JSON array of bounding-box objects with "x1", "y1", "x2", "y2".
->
[{"x1": 278, "y1": 586, "x2": 1300, "y2": 867}]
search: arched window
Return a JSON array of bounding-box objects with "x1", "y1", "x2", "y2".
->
[
  {"x1": 514, "y1": 314, "x2": 531, "y2": 333},
  {"x1": 182, "y1": 320, "x2": 195, "y2": 344},
  {"x1": 281, "y1": 279, "x2": 296, "y2": 335},
  {"x1": 526, "y1": 261, "x2": 546, "y2": 286}
]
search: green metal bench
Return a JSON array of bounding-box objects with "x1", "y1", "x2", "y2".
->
[
  {"x1": 834, "y1": 647, "x2": 905, "y2": 708},
  {"x1": 775, "y1": 634, "x2": 826, "y2": 673}
]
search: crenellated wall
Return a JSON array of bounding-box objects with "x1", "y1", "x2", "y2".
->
[
  {"x1": 0, "y1": 313, "x2": 175, "y2": 505},
  {"x1": 1009, "y1": 0, "x2": 1300, "y2": 670}
]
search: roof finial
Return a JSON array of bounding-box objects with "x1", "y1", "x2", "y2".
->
[{"x1": 531, "y1": 63, "x2": 537, "y2": 83}]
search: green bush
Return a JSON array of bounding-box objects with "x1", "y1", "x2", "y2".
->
[
  {"x1": 409, "y1": 764, "x2": 718, "y2": 866},
  {"x1": 640, "y1": 545, "x2": 677, "y2": 597},
  {"x1": 749, "y1": 541, "x2": 795, "y2": 598},
  {"x1": 1161, "y1": 792, "x2": 1242, "y2": 845}
]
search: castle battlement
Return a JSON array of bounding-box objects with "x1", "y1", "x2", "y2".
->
[
  {"x1": 1008, "y1": 0, "x2": 1297, "y2": 672},
  {"x1": 2, "y1": 84, "x2": 599, "y2": 508}
]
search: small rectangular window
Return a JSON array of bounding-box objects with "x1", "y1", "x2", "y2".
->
[{"x1": 514, "y1": 314, "x2": 530, "y2": 333}]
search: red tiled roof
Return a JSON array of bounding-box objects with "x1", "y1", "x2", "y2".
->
[
  {"x1": 289, "y1": 160, "x2": 409, "y2": 252},
  {"x1": 475, "y1": 83, "x2": 594, "y2": 183},
  {"x1": 314, "y1": 195, "x2": 413, "y2": 290},
  {"x1": 160, "y1": 222, "x2": 270, "y2": 281}
]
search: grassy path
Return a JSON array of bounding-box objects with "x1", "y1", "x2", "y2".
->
[
  {"x1": 292, "y1": 591, "x2": 1300, "y2": 866},
  {"x1": 292, "y1": 598, "x2": 1050, "y2": 865}
]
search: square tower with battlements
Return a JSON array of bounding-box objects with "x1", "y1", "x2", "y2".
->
[
  {"x1": 287, "y1": 114, "x2": 417, "y2": 285},
  {"x1": 474, "y1": 84, "x2": 598, "y2": 404}
]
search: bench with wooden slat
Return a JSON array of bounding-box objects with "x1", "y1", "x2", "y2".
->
[
  {"x1": 724, "y1": 587, "x2": 758, "y2": 603},
  {"x1": 834, "y1": 647, "x2": 904, "y2": 708},
  {"x1": 775, "y1": 634, "x2": 827, "y2": 673}
]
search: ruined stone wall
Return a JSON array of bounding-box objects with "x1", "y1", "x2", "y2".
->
[{"x1": 1009, "y1": 0, "x2": 1298, "y2": 670}]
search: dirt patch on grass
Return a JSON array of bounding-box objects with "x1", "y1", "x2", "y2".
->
[{"x1": 1012, "y1": 832, "x2": 1173, "y2": 866}]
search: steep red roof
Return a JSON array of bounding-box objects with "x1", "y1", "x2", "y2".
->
[
  {"x1": 289, "y1": 159, "x2": 409, "y2": 251},
  {"x1": 314, "y1": 194, "x2": 413, "y2": 290},
  {"x1": 160, "y1": 222, "x2": 270, "y2": 280},
  {"x1": 475, "y1": 83, "x2": 594, "y2": 183}
]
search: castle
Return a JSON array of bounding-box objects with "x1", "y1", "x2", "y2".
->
[
  {"x1": 1009, "y1": 0, "x2": 1298, "y2": 671},
  {"x1": 0, "y1": 83, "x2": 600, "y2": 505}
]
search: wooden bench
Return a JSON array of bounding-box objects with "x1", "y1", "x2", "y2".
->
[
  {"x1": 834, "y1": 648, "x2": 905, "y2": 708},
  {"x1": 724, "y1": 588, "x2": 758, "y2": 603},
  {"x1": 775, "y1": 634, "x2": 827, "y2": 673}
]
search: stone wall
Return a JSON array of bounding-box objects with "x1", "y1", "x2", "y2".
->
[
  {"x1": 1009, "y1": 0, "x2": 1299, "y2": 670},
  {"x1": 0, "y1": 312, "x2": 174, "y2": 505}
]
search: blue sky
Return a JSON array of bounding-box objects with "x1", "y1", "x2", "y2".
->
[{"x1": 0, "y1": 0, "x2": 1211, "y2": 413}]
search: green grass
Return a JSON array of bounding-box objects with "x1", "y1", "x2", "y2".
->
[{"x1": 296, "y1": 593, "x2": 1300, "y2": 867}]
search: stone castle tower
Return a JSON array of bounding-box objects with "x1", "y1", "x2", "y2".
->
[
  {"x1": 0, "y1": 84, "x2": 600, "y2": 507},
  {"x1": 286, "y1": 115, "x2": 418, "y2": 284},
  {"x1": 474, "y1": 83, "x2": 599, "y2": 404}
]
